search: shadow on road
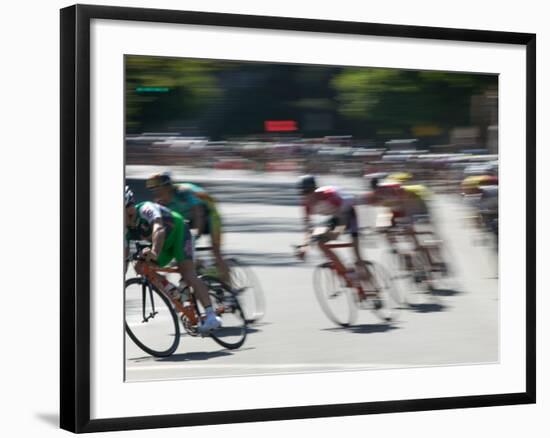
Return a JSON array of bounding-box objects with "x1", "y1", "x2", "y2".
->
[
  {"x1": 348, "y1": 323, "x2": 400, "y2": 334},
  {"x1": 248, "y1": 320, "x2": 271, "y2": 327},
  {"x1": 429, "y1": 287, "x2": 462, "y2": 297},
  {"x1": 244, "y1": 324, "x2": 267, "y2": 334},
  {"x1": 128, "y1": 346, "x2": 256, "y2": 364},
  {"x1": 322, "y1": 323, "x2": 399, "y2": 334},
  {"x1": 154, "y1": 350, "x2": 233, "y2": 363},
  {"x1": 406, "y1": 302, "x2": 447, "y2": 313}
]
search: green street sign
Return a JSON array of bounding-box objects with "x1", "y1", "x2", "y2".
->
[{"x1": 136, "y1": 87, "x2": 170, "y2": 93}]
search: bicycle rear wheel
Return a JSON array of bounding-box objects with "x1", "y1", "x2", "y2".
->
[
  {"x1": 124, "y1": 277, "x2": 180, "y2": 357},
  {"x1": 313, "y1": 262, "x2": 357, "y2": 327},
  {"x1": 226, "y1": 258, "x2": 265, "y2": 323},
  {"x1": 199, "y1": 275, "x2": 247, "y2": 349}
]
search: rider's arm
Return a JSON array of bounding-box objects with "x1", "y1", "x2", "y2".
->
[
  {"x1": 150, "y1": 218, "x2": 165, "y2": 258},
  {"x1": 295, "y1": 212, "x2": 312, "y2": 260},
  {"x1": 178, "y1": 188, "x2": 205, "y2": 236},
  {"x1": 303, "y1": 205, "x2": 313, "y2": 246},
  {"x1": 190, "y1": 204, "x2": 205, "y2": 236}
]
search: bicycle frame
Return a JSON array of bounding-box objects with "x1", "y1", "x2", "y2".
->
[
  {"x1": 322, "y1": 241, "x2": 369, "y2": 300},
  {"x1": 383, "y1": 227, "x2": 440, "y2": 270},
  {"x1": 138, "y1": 276, "x2": 157, "y2": 323},
  {"x1": 133, "y1": 261, "x2": 199, "y2": 325}
]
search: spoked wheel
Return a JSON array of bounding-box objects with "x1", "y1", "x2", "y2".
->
[
  {"x1": 410, "y1": 250, "x2": 435, "y2": 293},
  {"x1": 358, "y1": 260, "x2": 402, "y2": 322},
  {"x1": 226, "y1": 258, "x2": 265, "y2": 323},
  {"x1": 124, "y1": 277, "x2": 180, "y2": 357},
  {"x1": 313, "y1": 262, "x2": 357, "y2": 327},
  {"x1": 385, "y1": 250, "x2": 431, "y2": 306},
  {"x1": 199, "y1": 275, "x2": 248, "y2": 349},
  {"x1": 419, "y1": 244, "x2": 461, "y2": 294}
]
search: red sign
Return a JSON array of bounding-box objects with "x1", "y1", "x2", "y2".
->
[{"x1": 264, "y1": 120, "x2": 298, "y2": 132}]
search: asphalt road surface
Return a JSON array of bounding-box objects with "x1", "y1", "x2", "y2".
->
[{"x1": 124, "y1": 167, "x2": 498, "y2": 382}]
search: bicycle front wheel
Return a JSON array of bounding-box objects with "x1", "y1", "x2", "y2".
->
[
  {"x1": 410, "y1": 250, "x2": 434, "y2": 293},
  {"x1": 361, "y1": 260, "x2": 402, "y2": 321},
  {"x1": 313, "y1": 263, "x2": 357, "y2": 327},
  {"x1": 226, "y1": 258, "x2": 265, "y2": 323},
  {"x1": 200, "y1": 275, "x2": 247, "y2": 349},
  {"x1": 124, "y1": 277, "x2": 180, "y2": 357}
]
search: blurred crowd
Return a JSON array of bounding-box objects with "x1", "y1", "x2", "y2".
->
[{"x1": 127, "y1": 134, "x2": 497, "y2": 196}]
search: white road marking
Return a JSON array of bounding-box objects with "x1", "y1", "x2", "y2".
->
[{"x1": 126, "y1": 362, "x2": 410, "y2": 371}]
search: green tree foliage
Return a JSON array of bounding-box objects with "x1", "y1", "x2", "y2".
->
[
  {"x1": 126, "y1": 56, "x2": 497, "y2": 142},
  {"x1": 125, "y1": 56, "x2": 225, "y2": 132},
  {"x1": 331, "y1": 68, "x2": 496, "y2": 138}
]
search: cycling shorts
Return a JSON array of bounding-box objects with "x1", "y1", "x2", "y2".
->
[
  {"x1": 156, "y1": 214, "x2": 194, "y2": 266},
  {"x1": 200, "y1": 204, "x2": 222, "y2": 238},
  {"x1": 326, "y1": 206, "x2": 359, "y2": 237}
]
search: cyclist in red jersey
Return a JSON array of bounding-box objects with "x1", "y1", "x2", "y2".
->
[{"x1": 296, "y1": 175, "x2": 368, "y2": 282}]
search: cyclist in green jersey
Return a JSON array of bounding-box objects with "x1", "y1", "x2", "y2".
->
[
  {"x1": 124, "y1": 186, "x2": 221, "y2": 333},
  {"x1": 146, "y1": 173, "x2": 230, "y2": 284}
]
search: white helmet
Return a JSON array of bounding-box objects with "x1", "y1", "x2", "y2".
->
[{"x1": 124, "y1": 186, "x2": 135, "y2": 207}]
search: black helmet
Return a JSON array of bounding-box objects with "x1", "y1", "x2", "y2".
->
[
  {"x1": 364, "y1": 172, "x2": 388, "y2": 190},
  {"x1": 370, "y1": 177, "x2": 380, "y2": 190},
  {"x1": 297, "y1": 175, "x2": 317, "y2": 194}
]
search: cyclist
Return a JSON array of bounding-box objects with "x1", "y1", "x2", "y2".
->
[
  {"x1": 124, "y1": 186, "x2": 221, "y2": 333},
  {"x1": 461, "y1": 174, "x2": 498, "y2": 197},
  {"x1": 296, "y1": 175, "x2": 370, "y2": 286},
  {"x1": 145, "y1": 173, "x2": 230, "y2": 284},
  {"x1": 368, "y1": 177, "x2": 447, "y2": 274},
  {"x1": 475, "y1": 184, "x2": 498, "y2": 236}
]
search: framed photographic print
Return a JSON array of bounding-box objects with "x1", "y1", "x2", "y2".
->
[{"x1": 60, "y1": 4, "x2": 536, "y2": 433}]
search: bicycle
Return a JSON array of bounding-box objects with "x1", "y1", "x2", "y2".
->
[
  {"x1": 382, "y1": 224, "x2": 449, "y2": 299},
  {"x1": 124, "y1": 242, "x2": 247, "y2": 357},
  {"x1": 194, "y1": 246, "x2": 265, "y2": 323},
  {"x1": 295, "y1": 239, "x2": 401, "y2": 327}
]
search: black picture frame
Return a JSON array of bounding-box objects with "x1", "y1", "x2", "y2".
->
[{"x1": 60, "y1": 3, "x2": 536, "y2": 433}]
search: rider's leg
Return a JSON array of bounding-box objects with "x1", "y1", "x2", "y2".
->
[
  {"x1": 314, "y1": 218, "x2": 348, "y2": 275},
  {"x1": 317, "y1": 238, "x2": 347, "y2": 275},
  {"x1": 176, "y1": 222, "x2": 221, "y2": 330},
  {"x1": 178, "y1": 259, "x2": 222, "y2": 331},
  {"x1": 210, "y1": 223, "x2": 230, "y2": 285},
  {"x1": 352, "y1": 234, "x2": 372, "y2": 280},
  {"x1": 351, "y1": 235, "x2": 363, "y2": 264},
  {"x1": 410, "y1": 219, "x2": 443, "y2": 270},
  {"x1": 411, "y1": 199, "x2": 445, "y2": 270},
  {"x1": 348, "y1": 208, "x2": 372, "y2": 281},
  {"x1": 178, "y1": 260, "x2": 213, "y2": 308}
]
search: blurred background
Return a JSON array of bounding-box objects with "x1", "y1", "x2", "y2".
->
[{"x1": 126, "y1": 55, "x2": 498, "y2": 188}]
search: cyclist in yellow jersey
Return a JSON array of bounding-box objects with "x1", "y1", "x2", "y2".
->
[
  {"x1": 386, "y1": 171, "x2": 413, "y2": 184},
  {"x1": 371, "y1": 180, "x2": 430, "y2": 223},
  {"x1": 368, "y1": 177, "x2": 447, "y2": 274},
  {"x1": 461, "y1": 175, "x2": 498, "y2": 196}
]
